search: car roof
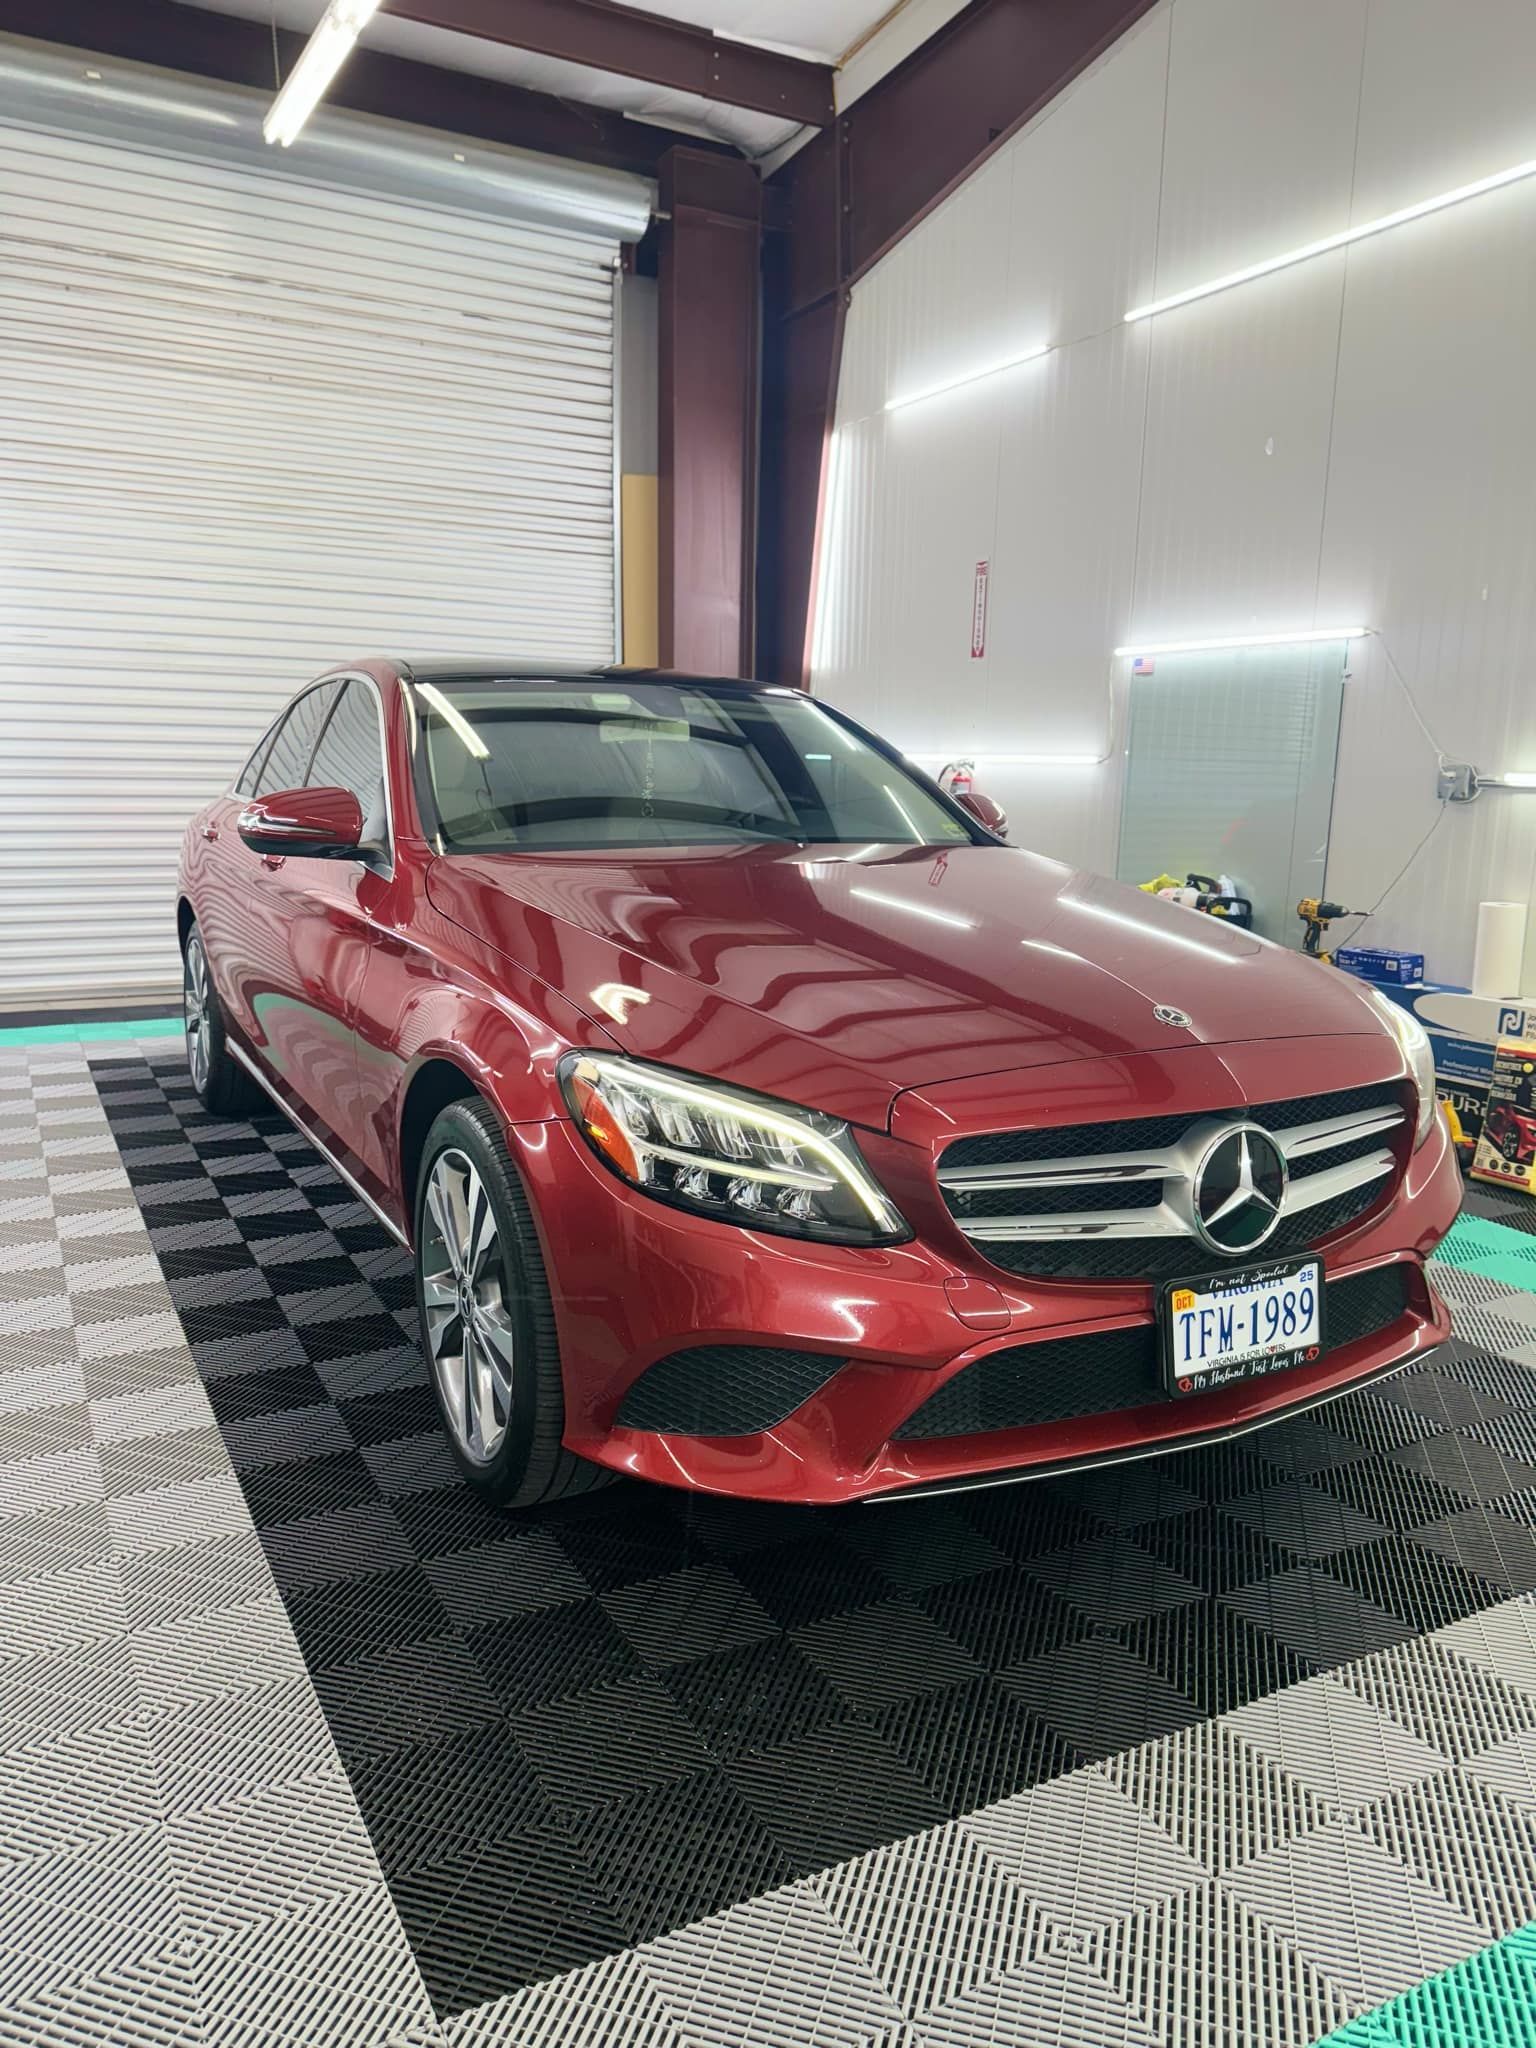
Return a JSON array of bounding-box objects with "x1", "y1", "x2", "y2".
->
[{"x1": 393, "y1": 659, "x2": 779, "y2": 691}]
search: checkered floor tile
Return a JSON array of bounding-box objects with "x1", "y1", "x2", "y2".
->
[{"x1": 7, "y1": 1036, "x2": 1536, "y2": 2046}]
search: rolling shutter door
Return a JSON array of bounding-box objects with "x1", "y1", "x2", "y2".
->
[{"x1": 0, "y1": 115, "x2": 628, "y2": 1007}]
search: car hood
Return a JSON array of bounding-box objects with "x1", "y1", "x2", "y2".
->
[{"x1": 424, "y1": 842, "x2": 1390, "y2": 1129}]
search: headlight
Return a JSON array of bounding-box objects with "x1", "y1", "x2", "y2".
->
[
  {"x1": 1363, "y1": 985, "x2": 1437, "y2": 1145},
  {"x1": 558, "y1": 1051, "x2": 910, "y2": 1245}
]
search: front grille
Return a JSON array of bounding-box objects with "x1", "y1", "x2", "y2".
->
[
  {"x1": 893, "y1": 1262, "x2": 1413, "y2": 1440},
  {"x1": 615, "y1": 1344, "x2": 844, "y2": 1436},
  {"x1": 939, "y1": 1082, "x2": 1409, "y2": 1282}
]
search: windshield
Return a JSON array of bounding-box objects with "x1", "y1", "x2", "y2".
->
[{"x1": 409, "y1": 678, "x2": 977, "y2": 853}]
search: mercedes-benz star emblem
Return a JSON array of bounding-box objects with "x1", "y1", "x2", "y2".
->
[
  {"x1": 1153, "y1": 1004, "x2": 1193, "y2": 1029},
  {"x1": 1191, "y1": 1125, "x2": 1288, "y2": 1255}
]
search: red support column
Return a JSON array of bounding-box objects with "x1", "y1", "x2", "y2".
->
[
  {"x1": 757, "y1": 0, "x2": 1162, "y2": 686},
  {"x1": 657, "y1": 149, "x2": 762, "y2": 677}
]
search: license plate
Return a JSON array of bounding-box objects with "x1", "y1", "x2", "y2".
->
[{"x1": 1160, "y1": 1256, "x2": 1325, "y2": 1398}]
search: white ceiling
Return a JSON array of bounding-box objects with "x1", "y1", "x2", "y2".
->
[{"x1": 169, "y1": 0, "x2": 928, "y2": 156}]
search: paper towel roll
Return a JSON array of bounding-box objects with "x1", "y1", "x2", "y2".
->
[{"x1": 1473, "y1": 900, "x2": 1526, "y2": 998}]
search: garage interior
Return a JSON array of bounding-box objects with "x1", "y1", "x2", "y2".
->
[{"x1": 4, "y1": 3, "x2": 1536, "y2": 2045}]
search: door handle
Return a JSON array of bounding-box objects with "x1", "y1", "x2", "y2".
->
[{"x1": 200, "y1": 822, "x2": 219, "y2": 842}]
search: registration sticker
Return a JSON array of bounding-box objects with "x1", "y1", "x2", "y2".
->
[{"x1": 1160, "y1": 1255, "x2": 1325, "y2": 1398}]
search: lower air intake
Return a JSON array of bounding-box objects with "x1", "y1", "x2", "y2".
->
[
  {"x1": 892, "y1": 1262, "x2": 1413, "y2": 1441},
  {"x1": 615, "y1": 1345, "x2": 844, "y2": 1436}
]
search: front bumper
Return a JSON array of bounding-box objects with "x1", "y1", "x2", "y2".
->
[{"x1": 510, "y1": 1077, "x2": 1462, "y2": 1507}]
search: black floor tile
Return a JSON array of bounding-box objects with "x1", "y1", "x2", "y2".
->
[
  {"x1": 876, "y1": 1675, "x2": 1082, "y2": 1810},
  {"x1": 464, "y1": 1598, "x2": 643, "y2": 1712},
  {"x1": 566, "y1": 1771, "x2": 795, "y2": 1947},
  {"x1": 239, "y1": 1448, "x2": 382, "y2": 1528},
  {"x1": 662, "y1": 1633, "x2": 845, "y2": 1757},
  {"x1": 730, "y1": 1717, "x2": 948, "y2": 1868},
  {"x1": 998, "y1": 1633, "x2": 1200, "y2": 1760},
  {"x1": 1125, "y1": 1601, "x2": 1318, "y2": 1717},
  {"x1": 395, "y1": 1825, "x2": 632, "y2": 2010},
  {"x1": 285, "y1": 1564, "x2": 454, "y2": 1672}
]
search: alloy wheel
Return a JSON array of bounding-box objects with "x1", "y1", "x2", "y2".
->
[
  {"x1": 420, "y1": 1148, "x2": 516, "y2": 1463},
  {"x1": 183, "y1": 935, "x2": 212, "y2": 1093}
]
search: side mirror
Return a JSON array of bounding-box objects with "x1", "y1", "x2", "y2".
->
[
  {"x1": 956, "y1": 789, "x2": 1009, "y2": 839},
  {"x1": 238, "y1": 785, "x2": 364, "y2": 859}
]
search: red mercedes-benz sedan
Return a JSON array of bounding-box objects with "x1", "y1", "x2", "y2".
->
[{"x1": 176, "y1": 660, "x2": 1458, "y2": 1507}]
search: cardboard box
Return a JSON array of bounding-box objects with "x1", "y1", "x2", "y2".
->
[
  {"x1": 1369, "y1": 985, "x2": 1536, "y2": 1145},
  {"x1": 1472, "y1": 1036, "x2": 1536, "y2": 1194}
]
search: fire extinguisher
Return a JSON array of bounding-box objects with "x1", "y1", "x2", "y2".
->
[{"x1": 939, "y1": 759, "x2": 976, "y2": 798}]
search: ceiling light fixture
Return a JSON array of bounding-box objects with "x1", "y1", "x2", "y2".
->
[
  {"x1": 1438, "y1": 764, "x2": 1536, "y2": 802},
  {"x1": 1125, "y1": 156, "x2": 1536, "y2": 322},
  {"x1": 885, "y1": 343, "x2": 1052, "y2": 413},
  {"x1": 263, "y1": 0, "x2": 382, "y2": 148},
  {"x1": 1113, "y1": 626, "x2": 1369, "y2": 658}
]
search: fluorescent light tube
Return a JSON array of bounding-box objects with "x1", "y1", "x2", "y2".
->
[
  {"x1": 1502, "y1": 772, "x2": 1536, "y2": 788},
  {"x1": 1126, "y1": 156, "x2": 1536, "y2": 322},
  {"x1": 264, "y1": 0, "x2": 382, "y2": 148},
  {"x1": 905, "y1": 752, "x2": 1100, "y2": 767},
  {"x1": 886, "y1": 344, "x2": 1052, "y2": 413},
  {"x1": 1113, "y1": 626, "x2": 1368, "y2": 657}
]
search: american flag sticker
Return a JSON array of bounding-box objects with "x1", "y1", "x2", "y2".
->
[
  {"x1": 1132, "y1": 654, "x2": 1155, "y2": 676},
  {"x1": 971, "y1": 561, "x2": 990, "y2": 659}
]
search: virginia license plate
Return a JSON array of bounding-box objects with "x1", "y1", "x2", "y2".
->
[{"x1": 1160, "y1": 1255, "x2": 1324, "y2": 1398}]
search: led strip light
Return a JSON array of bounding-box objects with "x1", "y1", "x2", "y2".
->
[
  {"x1": 885, "y1": 344, "x2": 1052, "y2": 413},
  {"x1": 1113, "y1": 626, "x2": 1368, "y2": 658},
  {"x1": 1125, "y1": 156, "x2": 1536, "y2": 322}
]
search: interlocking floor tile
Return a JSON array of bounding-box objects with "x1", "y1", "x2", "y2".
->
[
  {"x1": 1103, "y1": 1718, "x2": 1334, "y2": 1874},
  {"x1": 1088, "y1": 1878, "x2": 1355, "y2": 2048},
  {"x1": 642, "y1": 1881, "x2": 903, "y2": 2048},
  {"x1": 62, "y1": 1049, "x2": 1536, "y2": 2031},
  {"x1": 959, "y1": 1766, "x2": 1204, "y2": 1933},
  {"x1": 1221, "y1": 1818, "x2": 1493, "y2": 2007}
]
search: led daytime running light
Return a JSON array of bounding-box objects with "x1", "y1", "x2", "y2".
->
[{"x1": 560, "y1": 1053, "x2": 909, "y2": 1243}]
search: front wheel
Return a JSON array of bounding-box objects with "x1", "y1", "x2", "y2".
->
[
  {"x1": 182, "y1": 923, "x2": 262, "y2": 1117},
  {"x1": 414, "y1": 1097, "x2": 611, "y2": 1508}
]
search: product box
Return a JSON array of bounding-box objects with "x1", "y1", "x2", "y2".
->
[
  {"x1": 1471, "y1": 1036, "x2": 1536, "y2": 1194},
  {"x1": 1334, "y1": 946, "x2": 1426, "y2": 986},
  {"x1": 1367, "y1": 984, "x2": 1536, "y2": 1146}
]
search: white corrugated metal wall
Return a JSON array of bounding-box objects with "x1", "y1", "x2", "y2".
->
[
  {"x1": 813, "y1": 0, "x2": 1536, "y2": 989},
  {"x1": 0, "y1": 73, "x2": 642, "y2": 1008}
]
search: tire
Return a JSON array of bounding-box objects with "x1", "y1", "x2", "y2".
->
[
  {"x1": 181, "y1": 921, "x2": 263, "y2": 1118},
  {"x1": 414, "y1": 1097, "x2": 612, "y2": 1508}
]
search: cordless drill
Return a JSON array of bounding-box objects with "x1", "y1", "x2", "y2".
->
[{"x1": 1297, "y1": 897, "x2": 1366, "y2": 960}]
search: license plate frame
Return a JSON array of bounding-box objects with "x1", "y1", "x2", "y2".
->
[{"x1": 1159, "y1": 1254, "x2": 1326, "y2": 1399}]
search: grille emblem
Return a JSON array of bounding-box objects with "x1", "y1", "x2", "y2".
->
[
  {"x1": 1191, "y1": 1125, "x2": 1288, "y2": 1255},
  {"x1": 1153, "y1": 1004, "x2": 1193, "y2": 1029}
]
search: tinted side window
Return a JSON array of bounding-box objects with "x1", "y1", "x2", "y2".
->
[
  {"x1": 256, "y1": 682, "x2": 342, "y2": 796},
  {"x1": 308, "y1": 680, "x2": 387, "y2": 841},
  {"x1": 234, "y1": 713, "x2": 286, "y2": 797}
]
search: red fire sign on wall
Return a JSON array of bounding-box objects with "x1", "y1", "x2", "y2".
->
[{"x1": 970, "y1": 560, "x2": 990, "y2": 659}]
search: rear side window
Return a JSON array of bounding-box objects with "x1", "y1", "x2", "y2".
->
[
  {"x1": 308, "y1": 680, "x2": 388, "y2": 842},
  {"x1": 255, "y1": 681, "x2": 342, "y2": 796}
]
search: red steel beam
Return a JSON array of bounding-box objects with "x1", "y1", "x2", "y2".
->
[
  {"x1": 0, "y1": 0, "x2": 732, "y2": 177},
  {"x1": 757, "y1": 0, "x2": 1162, "y2": 685},
  {"x1": 384, "y1": 0, "x2": 836, "y2": 128}
]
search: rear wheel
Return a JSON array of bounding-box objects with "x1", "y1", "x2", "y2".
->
[
  {"x1": 415, "y1": 1097, "x2": 611, "y2": 1507},
  {"x1": 182, "y1": 923, "x2": 262, "y2": 1117}
]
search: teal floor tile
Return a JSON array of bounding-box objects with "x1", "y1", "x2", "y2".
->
[
  {"x1": 1317, "y1": 1922, "x2": 1536, "y2": 2047},
  {"x1": 0, "y1": 1017, "x2": 181, "y2": 1047}
]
